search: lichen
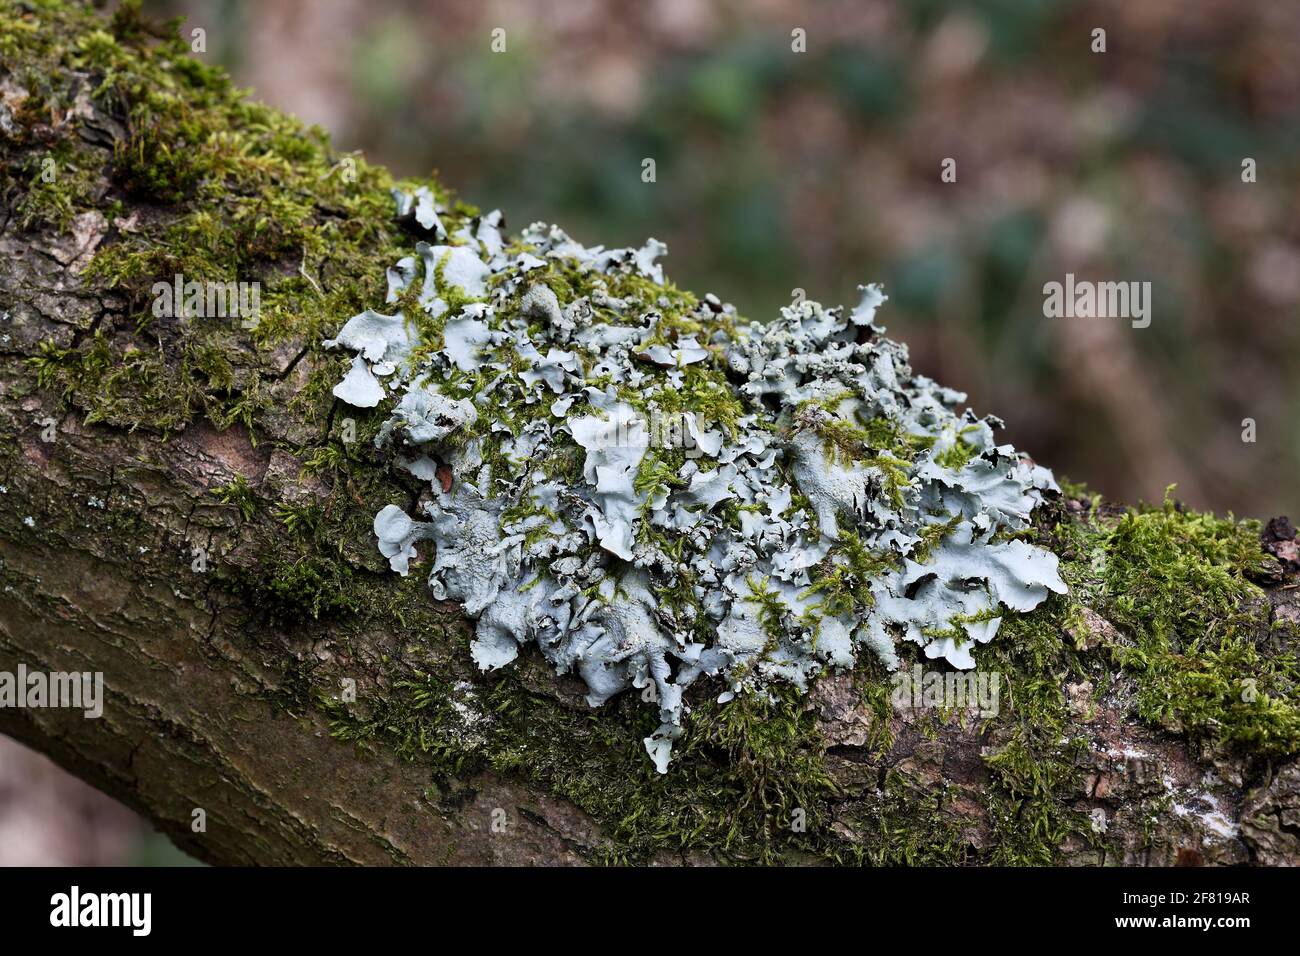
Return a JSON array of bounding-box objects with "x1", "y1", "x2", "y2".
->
[{"x1": 327, "y1": 189, "x2": 1066, "y2": 771}]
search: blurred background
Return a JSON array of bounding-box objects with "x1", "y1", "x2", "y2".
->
[
  {"x1": 150, "y1": 0, "x2": 1300, "y2": 518},
  {"x1": 0, "y1": 736, "x2": 196, "y2": 865},
  {"x1": 4, "y1": 0, "x2": 1298, "y2": 863}
]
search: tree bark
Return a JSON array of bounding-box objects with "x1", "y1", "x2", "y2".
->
[
  {"x1": 0, "y1": 276, "x2": 605, "y2": 866},
  {"x1": 1, "y1": 1, "x2": 1297, "y2": 867}
]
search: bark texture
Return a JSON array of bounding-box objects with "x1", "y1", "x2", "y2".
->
[
  {"x1": 1, "y1": 1, "x2": 1298, "y2": 866},
  {"x1": 0, "y1": 274, "x2": 604, "y2": 866}
]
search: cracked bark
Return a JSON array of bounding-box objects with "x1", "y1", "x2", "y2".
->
[{"x1": 2, "y1": 15, "x2": 1299, "y2": 868}]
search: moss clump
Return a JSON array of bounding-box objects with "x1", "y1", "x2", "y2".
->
[
  {"x1": 934, "y1": 436, "x2": 977, "y2": 470},
  {"x1": 1094, "y1": 492, "x2": 1300, "y2": 756},
  {"x1": 212, "y1": 474, "x2": 256, "y2": 521},
  {"x1": 26, "y1": 325, "x2": 265, "y2": 436},
  {"x1": 486, "y1": 680, "x2": 835, "y2": 864},
  {"x1": 982, "y1": 619, "x2": 1095, "y2": 865},
  {"x1": 1102, "y1": 492, "x2": 1263, "y2": 638},
  {"x1": 803, "y1": 529, "x2": 892, "y2": 617},
  {"x1": 249, "y1": 553, "x2": 364, "y2": 625},
  {"x1": 324, "y1": 656, "x2": 837, "y2": 864},
  {"x1": 838, "y1": 770, "x2": 973, "y2": 865},
  {"x1": 794, "y1": 392, "x2": 937, "y2": 468},
  {"x1": 7, "y1": 0, "x2": 467, "y2": 439},
  {"x1": 224, "y1": 460, "x2": 416, "y2": 628},
  {"x1": 13, "y1": 141, "x2": 102, "y2": 231},
  {"x1": 325, "y1": 671, "x2": 473, "y2": 781}
]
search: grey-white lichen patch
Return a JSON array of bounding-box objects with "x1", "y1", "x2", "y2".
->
[{"x1": 326, "y1": 188, "x2": 1066, "y2": 772}]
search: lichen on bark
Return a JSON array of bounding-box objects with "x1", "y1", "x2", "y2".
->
[{"x1": 0, "y1": 0, "x2": 1298, "y2": 866}]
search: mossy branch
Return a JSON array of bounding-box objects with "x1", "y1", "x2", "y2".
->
[{"x1": 0, "y1": 0, "x2": 1297, "y2": 866}]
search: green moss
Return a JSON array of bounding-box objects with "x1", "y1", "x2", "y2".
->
[
  {"x1": 632, "y1": 449, "x2": 685, "y2": 500},
  {"x1": 643, "y1": 366, "x2": 746, "y2": 438},
  {"x1": 743, "y1": 575, "x2": 789, "y2": 648},
  {"x1": 1102, "y1": 491, "x2": 1263, "y2": 641},
  {"x1": 13, "y1": 141, "x2": 101, "y2": 231},
  {"x1": 250, "y1": 552, "x2": 364, "y2": 624},
  {"x1": 1093, "y1": 491, "x2": 1300, "y2": 756},
  {"x1": 7, "y1": 0, "x2": 464, "y2": 439},
  {"x1": 934, "y1": 437, "x2": 977, "y2": 470},
  {"x1": 27, "y1": 324, "x2": 267, "y2": 436},
  {"x1": 983, "y1": 680, "x2": 1092, "y2": 863},
  {"x1": 910, "y1": 513, "x2": 961, "y2": 564},
  {"x1": 854, "y1": 665, "x2": 898, "y2": 756},
  {"x1": 487, "y1": 679, "x2": 835, "y2": 864},
  {"x1": 803, "y1": 529, "x2": 892, "y2": 617},
  {"x1": 212, "y1": 474, "x2": 257, "y2": 521},
  {"x1": 815, "y1": 417, "x2": 875, "y2": 466},
  {"x1": 322, "y1": 660, "x2": 841, "y2": 863},
  {"x1": 210, "y1": 427, "x2": 426, "y2": 627},
  {"x1": 795, "y1": 393, "x2": 934, "y2": 471},
  {"x1": 838, "y1": 770, "x2": 972, "y2": 865},
  {"x1": 975, "y1": 594, "x2": 1093, "y2": 864}
]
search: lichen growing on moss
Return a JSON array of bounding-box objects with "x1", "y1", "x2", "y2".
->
[{"x1": 327, "y1": 188, "x2": 1067, "y2": 771}]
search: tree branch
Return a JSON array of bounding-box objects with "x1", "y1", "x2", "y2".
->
[{"x1": 0, "y1": 0, "x2": 1297, "y2": 866}]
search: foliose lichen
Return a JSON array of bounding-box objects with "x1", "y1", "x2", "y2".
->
[{"x1": 328, "y1": 188, "x2": 1066, "y2": 771}]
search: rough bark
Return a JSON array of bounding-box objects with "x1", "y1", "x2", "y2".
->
[
  {"x1": 0, "y1": 292, "x2": 603, "y2": 866},
  {"x1": 1, "y1": 1, "x2": 1298, "y2": 866}
]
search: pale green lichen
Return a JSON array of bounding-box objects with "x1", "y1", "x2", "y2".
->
[{"x1": 327, "y1": 190, "x2": 1066, "y2": 771}]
